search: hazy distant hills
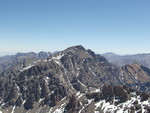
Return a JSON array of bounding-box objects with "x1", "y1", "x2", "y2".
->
[
  {"x1": 0, "y1": 45, "x2": 150, "y2": 113},
  {"x1": 102, "y1": 52, "x2": 150, "y2": 68}
]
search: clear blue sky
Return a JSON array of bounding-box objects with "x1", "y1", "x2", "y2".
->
[{"x1": 0, "y1": 0, "x2": 150, "y2": 56}]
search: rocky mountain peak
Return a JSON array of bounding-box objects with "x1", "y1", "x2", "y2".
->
[
  {"x1": 66, "y1": 45, "x2": 86, "y2": 51},
  {"x1": 0, "y1": 45, "x2": 150, "y2": 113},
  {"x1": 38, "y1": 51, "x2": 51, "y2": 59},
  {"x1": 56, "y1": 45, "x2": 91, "y2": 60}
]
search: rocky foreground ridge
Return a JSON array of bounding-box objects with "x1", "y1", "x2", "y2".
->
[{"x1": 0, "y1": 45, "x2": 149, "y2": 113}]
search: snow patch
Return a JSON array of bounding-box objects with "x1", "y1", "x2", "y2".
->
[
  {"x1": 39, "y1": 98, "x2": 45, "y2": 103},
  {"x1": 53, "y1": 109, "x2": 62, "y2": 113},
  {"x1": 52, "y1": 54, "x2": 64, "y2": 60},
  {"x1": 22, "y1": 100, "x2": 26, "y2": 105},
  {"x1": 93, "y1": 88, "x2": 100, "y2": 92},
  {"x1": 116, "y1": 109, "x2": 124, "y2": 113},
  {"x1": 49, "y1": 54, "x2": 64, "y2": 66},
  {"x1": 78, "y1": 80, "x2": 86, "y2": 87},
  {"x1": 88, "y1": 67, "x2": 97, "y2": 77},
  {"x1": 50, "y1": 101, "x2": 67, "y2": 113},
  {"x1": 61, "y1": 97, "x2": 66, "y2": 101},
  {"x1": 11, "y1": 106, "x2": 15, "y2": 113},
  {"x1": 43, "y1": 76, "x2": 49, "y2": 85},
  {"x1": 21, "y1": 63, "x2": 24, "y2": 68},
  {"x1": 76, "y1": 92, "x2": 84, "y2": 99},
  {"x1": 95, "y1": 95, "x2": 150, "y2": 113},
  {"x1": 1, "y1": 103, "x2": 5, "y2": 107},
  {"x1": 79, "y1": 99, "x2": 94, "y2": 113},
  {"x1": 54, "y1": 60, "x2": 61, "y2": 66},
  {"x1": 20, "y1": 64, "x2": 33, "y2": 72},
  {"x1": 43, "y1": 59, "x2": 47, "y2": 62},
  {"x1": 78, "y1": 93, "x2": 83, "y2": 99},
  {"x1": 95, "y1": 100, "x2": 118, "y2": 113}
]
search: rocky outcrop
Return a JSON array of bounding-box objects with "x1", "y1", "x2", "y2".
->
[
  {"x1": 86, "y1": 92, "x2": 102, "y2": 102},
  {"x1": 65, "y1": 94, "x2": 81, "y2": 113},
  {"x1": 85, "y1": 85, "x2": 150, "y2": 113},
  {"x1": 121, "y1": 62, "x2": 150, "y2": 92},
  {"x1": 102, "y1": 85, "x2": 114, "y2": 101},
  {"x1": 113, "y1": 86, "x2": 128, "y2": 102},
  {"x1": 38, "y1": 51, "x2": 51, "y2": 59},
  {"x1": 86, "y1": 85, "x2": 129, "y2": 104}
]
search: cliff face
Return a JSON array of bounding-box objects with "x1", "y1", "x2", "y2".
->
[
  {"x1": 0, "y1": 45, "x2": 149, "y2": 113},
  {"x1": 121, "y1": 62, "x2": 150, "y2": 92}
]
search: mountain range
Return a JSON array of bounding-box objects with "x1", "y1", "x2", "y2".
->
[
  {"x1": 0, "y1": 51, "x2": 52, "y2": 74},
  {"x1": 102, "y1": 52, "x2": 150, "y2": 68},
  {"x1": 0, "y1": 45, "x2": 149, "y2": 113}
]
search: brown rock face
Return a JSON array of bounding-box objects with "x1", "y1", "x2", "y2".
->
[
  {"x1": 86, "y1": 92, "x2": 102, "y2": 102},
  {"x1": 121, "y1": 62, "x2": 150, "y2": 92},
  {"x1": 86, "y1": 85, "x2": 129, "y2": 104},
  {"x1": 65, "y1": 94, "x2": 81, "y2": 113},
  {"x1": 102, "y1": 85, "x2": 114, "y2": 101},
  {"x1": 140, "y1": 92, "x2": 150, "y2": 101},
  {"x1": 114, "y1": 86, "x2": 128, "y2": 102}
]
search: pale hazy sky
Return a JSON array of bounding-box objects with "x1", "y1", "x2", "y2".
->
[{"x1": 0, "y1": 0, "x2": 150, "y2": 56}]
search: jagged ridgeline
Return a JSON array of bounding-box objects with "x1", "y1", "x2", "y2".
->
[{"x1": 0, "y1": 45, "x2": 150, "y2": 113}]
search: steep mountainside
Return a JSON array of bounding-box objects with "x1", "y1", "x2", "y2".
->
[
  {"x1": 0, "y1": 46, "x2": 149, "y2": 113},
  {"x1": 102, "y1": 52, "x2": 150, "y2": 68},
  {"x1": 121, "y1": 62, "x2": 150, "y2": 92}
]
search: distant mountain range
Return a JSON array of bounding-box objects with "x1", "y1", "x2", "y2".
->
[
  {"x1": 102, "y1": 52, "x2": 150, "y2": 68},
  {"x1": 0, "y1": 46, "x2": 149, "y2": 113},
  {"x1": 0, "y1": 51, "x2": 52, "y2": 73}
]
